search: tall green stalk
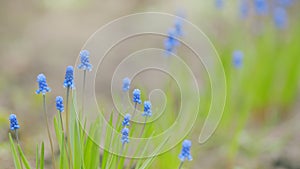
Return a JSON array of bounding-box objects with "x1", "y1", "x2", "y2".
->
[
  {"x1": 65, "y1": 87, "x2": 72, "y2": 169},
  {"x1": 42, "y1": 95, "x2": 56, "y2": 169}
]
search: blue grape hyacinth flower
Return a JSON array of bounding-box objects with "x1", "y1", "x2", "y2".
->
[
  {"x1": 232, "y1": 50, "x2": 243, "y2": 68},
  {"x1": 9, "y1": 114, "x2": 20, "y2": 131},
  {"x1": 277, "y1": 0, "x2": 293, "y2": 7},
  {"x1": 64, "y1": 66, "x2": 75, "y2": 89},
  {"x1": 121, "y1": 127, "x2": 129, "y2": 144},
  {"x1": 122, "y1": 77, "x2": 131, "y2": 92},
  {"x1": 273, "y1": 7, "x2": 288, "y2": 29},
  {"x1": 36, "y1": 74, "x2": 51, "y2": 95},
  {"x1": 164, "y1": 28, "x2": 179, "y2": 56},
  {"x1": 142, "y1": 101, "x2": 152, "y2": 117},
  {"x1": 122, "y1": 114, "x2": 131, "y2": 127},
  {"x1": 179, "y1": 140, "x2": 192, "y2": 162},
  {"x1": 56, "y1": 96, "x2": 64, "y2": 113},
  {"x1": 132, "y1": 89, "x2": 142, "y2": 104},
  {"x1": 215, "y1": 0, "x2": 223, "y2": 9},
  {"x1": 174, "y1": 18, "x2": 183, "y2": 37},
  {"x1": 78, "y1": 50, "x2": 93, "y2": 71},
  {"x1": 254, "y1": 0, "x2": 268, "y2": 15},
  {"x1": 239, "y1": 0, "x2": 249, "y2": 19}
]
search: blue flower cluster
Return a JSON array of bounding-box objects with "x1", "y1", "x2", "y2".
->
[
  {"x1": 121, "y1": 127, "x2": 129, "y2": 144},
  {"x1": 164, "y1": 17, "x2": 183, "y2": 56},
  {"x1": 56, "y1": 96, "x2": 64, "y2": 113},
  {"x1": 273, "y1": 7, "x2": 288, "y2": 29},
  {"x1": 142, "y1": 101, "x2": 152, "y2": 117},
  {"x1": 179, "y1": 140, "x2": 192, "y2": 162},
  {"x1": 132, "y1": 89, "x2": 142, "y2": 104},
  {"x1": 122, "y1": 77, "x2": 131, "y2": 92},
  {"x1": 239, "y1": 0, "x2": 249, "y2": 19},
  {"x1": 9, "y1": 114, "x2": 20, "y2": 131},
  {"x1": 122, "y1": 114, "x2": 131, "y2": 127},
  {"x1": 78, "y1": 50, "x2": 93, "y2": 71},
  {"x1": 254, "y1": 0, "x2": 268, "y2": 15},
  {"x1": 232, "y1": 50, "x2": 244, "y2": 69},
  {"x1": 36, "y1": 74, "x2": 51, "y2": 95},
  {"x1": 64, "y1": 66, "x2": 75, "y2": 89}
]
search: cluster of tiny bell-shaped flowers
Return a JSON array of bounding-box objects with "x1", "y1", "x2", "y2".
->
[
  {"x1": 9, "y1": 114, "x2": 20, "y2": 131},
  {"x1": 164, "y1": 17, "x2": 183, "y2": 56},
  {"x1": 56, "y1": 96, "x2": 64, "y2": 113}
]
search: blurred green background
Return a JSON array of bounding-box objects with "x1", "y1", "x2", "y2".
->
[{"x1": 1, "y1": 0, "x2": 300, "y2": 169}]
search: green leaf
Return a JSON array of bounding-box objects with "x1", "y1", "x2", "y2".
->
[
  {"x1": 8, "y1": 133, "x2": 22, "y2": 169},
  {"x1": 102, "y1": 110, "x2": 114, "y2": 169},
  {"x1": 40, "y1": 142, "x2": 44, "y2": 169},
  {"x1": 138, "y1": 137, "x2": 170, "y2": 169},
  {"x1": 36, "y1": 144, "x2": 39, "y2": 169},
  {"x1": 17, "y1": 144, "x2": 32, "y2": 169}
]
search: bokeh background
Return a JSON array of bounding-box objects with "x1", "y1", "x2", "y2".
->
[{"x1": 1, "y1": 0, "x2": 300, "y2": 169}]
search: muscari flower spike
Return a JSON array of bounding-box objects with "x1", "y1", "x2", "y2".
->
[
  {"x1": 215, "y1": 0, "x2": 224, "y2": 9},
  {"x1": 273, "y1": 7, "x2": 288, "y2": 29},
  {"x1": 121, "y1": 127, "x2": 129, "y2": 144},
  {"x1": 9, "y1": 114, "x2": 20, "y2": 131},
  {"x1": 122, "y1": 114, "x2": 131, "y2": 127},
  {"x1": 56, "y1": 96, "x2": 64, "y2": 113},
  {"x1": 164, "y1": 28, "x2": 179, "y2": 56},
  {"x1": 122, "y1": 77, "x2": 131, "y2": 92},
  {"x1": 133, "y1": 89, "x2": 142, "y2": 104},
  {"x1": 277, "y1": 0, "x2": 293, "y2": 7},
  {"x1": 239, "y1": 0, "x2": 249, "y2": 19},
  {"x1": 233, "y1": 50, "x2": 243, "y2": 68},
  {"x1": 64, "y1": 66, "x2": 75, "y2": 89},
  {"x1": 36, "y1": 73, "x2": 51, "y2": 95},
  {"x1": 174, "y1": 18, "x2": 183, "y2": 37},
  {"x1": 179, "y1": 140, "x2": 192, "y2": 162},
  {"x1": 254, "y1": 0, "x2": 268, "y2": 15},
  {"x1": 142, "y1": 101, "x2": 152, "y2": 117},
  {"x1": 78, "y1": 50, "x2": 93, "y2": 71}
]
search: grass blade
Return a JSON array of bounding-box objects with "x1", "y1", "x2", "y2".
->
[
  {"x1": 40, "y1": 142, "x2": 44, "y2": 169},
  {"x1": 17, "y1": 144, "x2": 32, "y2": 169},
  {"x1": 8, "y1": 133, "x2": 22, "y2": 169}
]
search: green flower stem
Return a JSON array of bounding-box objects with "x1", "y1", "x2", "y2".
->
[
  {"x1": 139, "y1": 117, "x2": 148, "y2": 137},
  {"x1": 65, "y1": 87, "x2": 72, "y2": 169},
  {"x1": 81, "y1": 70, "x2": 86, "y2": 117},
  {"x1": 15, "y1": 129, "x2": 24, "y2": 169},
  {"x1": 178, "y1": 161, "x2": 183, "y2": 169},
  {"x1": 132, "y1": 102, "x2": 137, "y2": 117},
  {"x1": 58, "y1": 111, "x2": 64, "y2": 132},
  {"x1": 43, "y1": 95, "x2": 56, "y2": 169}
]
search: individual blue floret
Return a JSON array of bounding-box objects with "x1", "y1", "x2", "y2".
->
[
  {"x1": 36, "y1": 73, "x2": 51, "y2": 95},
  {"x1": 9, "y1": 114, "x2": 20, "y2": 131},
  {"x1": 179, "y1": 140, "x2": 192, "y2": 162},
  {"x1": 78, "y1": 50, "x2": 93, "y2": 71},
  {"x1": 64, "y1": 66, "x2": 75, "y2": 89}
]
